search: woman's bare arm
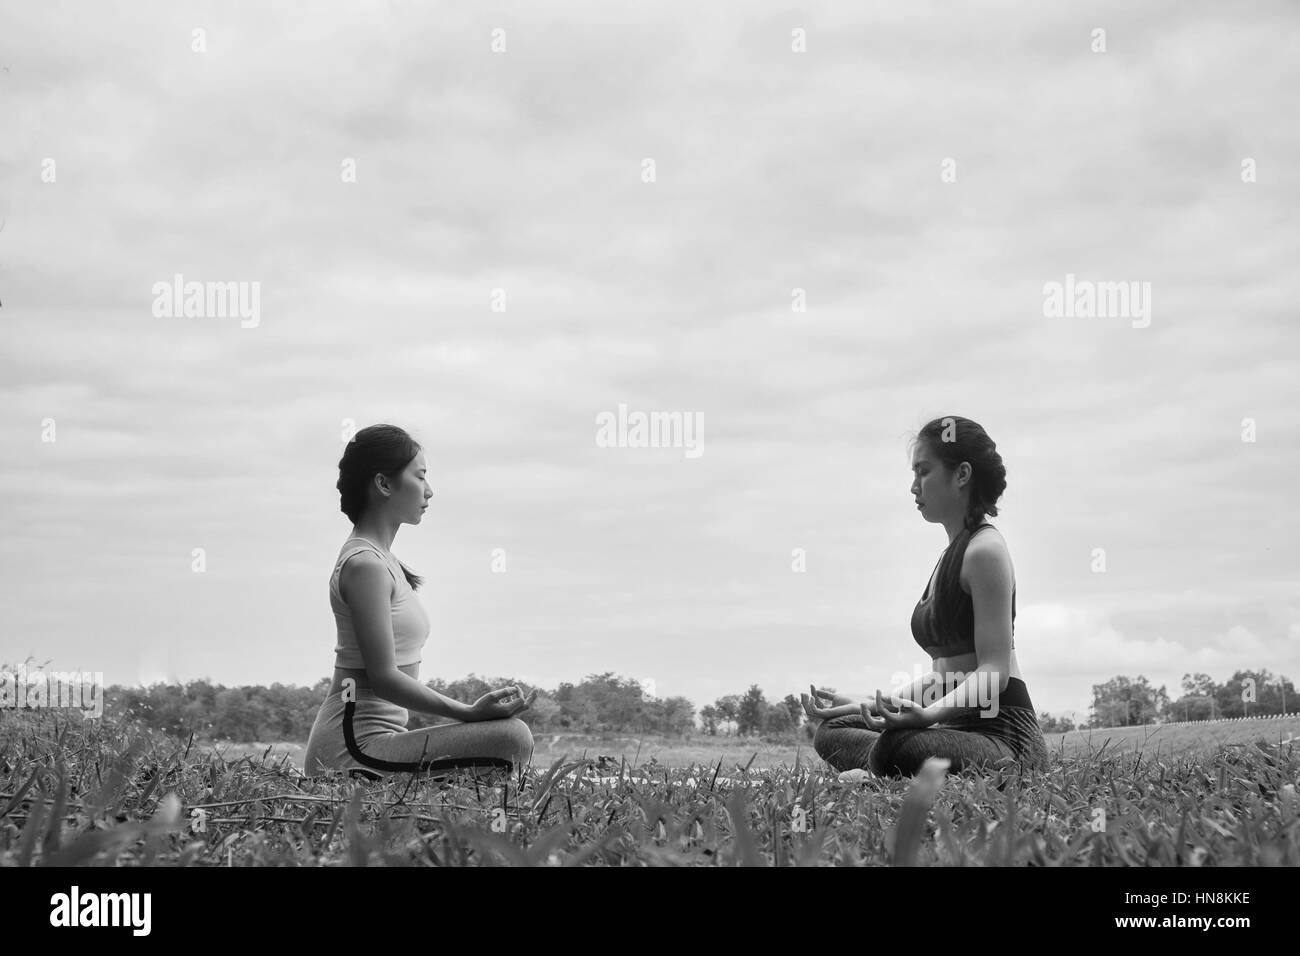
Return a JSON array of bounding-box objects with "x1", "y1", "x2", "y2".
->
[
  {"x1": 339, "y1": 554, "x2": 471, "y2": 720},
  {"x1": 921, "y1": 543, "x2": 1014, "y2": 723},
  {"x1": 891, "y1": 670, "x2": 958, "y2": 706}
]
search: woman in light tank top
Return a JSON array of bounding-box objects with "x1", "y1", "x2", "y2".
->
[
  {"x1": 303, "y1": 424, "x2": 536, "y2": 781},
  {"x1": 801, "y1": 416, "x2": 1048, "y2": 777}
]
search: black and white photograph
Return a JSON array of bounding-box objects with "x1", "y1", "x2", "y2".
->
[{"x1": 0, "y1": 0, "x2": 1295, "y2": 921}]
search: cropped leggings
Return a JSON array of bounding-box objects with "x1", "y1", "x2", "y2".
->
[
  {"x1": 303, "y1": 688, "x2": 535, "y2": 781},
  {"x1": 813, "y1": 680, "x2": 1049, "y2": 777}
]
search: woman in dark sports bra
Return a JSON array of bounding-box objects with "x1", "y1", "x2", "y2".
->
[{"x1": 801, "y1": 416, "x2": 1048, "y2": 777}]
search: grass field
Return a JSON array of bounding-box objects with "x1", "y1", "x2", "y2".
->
[{"x1": 3, "y1": 711, "x2": 1297, "y2": 866}]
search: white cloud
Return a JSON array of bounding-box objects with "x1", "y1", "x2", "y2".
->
[{"x1": 1014, "y1": 605, "x2": 1300, "y2": 717}]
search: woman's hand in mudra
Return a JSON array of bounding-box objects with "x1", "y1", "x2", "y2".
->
[
  {"x1": 859, "y1": 690, "x2": 933, "y2": 731},
  {"x1": 466, "y1": 686, "x2": 538, "y2": 721},
  {"x1": 801, "y1": 685, "x2": 859, "y2": 722}
]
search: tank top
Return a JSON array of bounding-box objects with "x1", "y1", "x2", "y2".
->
[
  {"x1": 330, "y1": 537, "x2": 429, "y2": 669},
  {"x1": 910, "y1": 523, "x2": 1016, "y2": 659}
]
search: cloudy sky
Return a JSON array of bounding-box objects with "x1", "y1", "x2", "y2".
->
[{"x1": 2, "y1": 1, "x2": 1297, "y2": 723}]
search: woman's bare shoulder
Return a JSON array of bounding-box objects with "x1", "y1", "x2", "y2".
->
[
  {"x1": 961, "y1": 527, "x2": 1013, "y2": 590},
  {"x1": 337, "y1": 549, "x2": 392, "y2": 600},
  {"x1": 968, "y1": 525, "x2": 1010, "y2": 554}
]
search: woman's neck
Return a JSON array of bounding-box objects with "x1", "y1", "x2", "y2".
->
[
  {"x1": 350, "y1": 520, "x2": 398, "y2": 553},
  {"x1": 943, "y1": 516, "x2": 987, "y2": 545}
]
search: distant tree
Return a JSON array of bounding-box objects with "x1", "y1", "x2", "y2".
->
[
  {"x1": 524, "y1": 692, "x2": 563, "y2": 730},
  {"x1": 263, "y1": 682, "x2": 305, "y2": 739},
  {"x1": 763, "y1": 702, "x2": 794, "y2": 734},
  {"x1": 748, "y1": 693, "x2": 803, "y2": 736},
  {"x1": 1089, "y1": 675, "x2": 1165, "y2": 727},
  {"x1": 780, "y1": 693, "x2": 802, "y2": 728},
  {"x1": 700, "y1": 705, "x2": 719, "y2": 735},
  {"x1": 1150, "y1": 680, "x2": 1170, "y2": 723},
  {"x1": 655, "y1": 696, "x2": 696, "y2": 736},
  {"x1": 1182, "y1": 673, "x2": 1215, "y2": 697},
  {"x1": 1220, "y1": 668, "x2": 1294, "y2": 718},
  {"x1": 1170, "y1": 672, "x2": 1221, "y2": 721},
  {"x1": 714, "y1": 695, "x2": 741, "y2": 735},
  {"x1": 738, "y1": 685, "x2": 768, "y2": 736},
  {"x1": 1038, "y1": 711, "x2": 1076, "y2": 734},
  {"x1": 583, "y1": 672, "x2": 646, "y2": 730},
  {"x1": 213, "y1": 687, "x2": 260, "y2": 740},
  {"x1": 552, "y1": 680, "x2": 596, "y2": 730}
]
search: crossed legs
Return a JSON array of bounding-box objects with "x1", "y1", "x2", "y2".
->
[{"x1": 813, "y1": 713, "x2": 1015, "y2": 777}]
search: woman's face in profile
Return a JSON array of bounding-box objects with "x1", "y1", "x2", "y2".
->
[
  {"x1": 911, "y1": 445, "x2": 952, "y2": 523},
  {"x1": 393, "y1": 450, "x2": 433, "y2": 523}
]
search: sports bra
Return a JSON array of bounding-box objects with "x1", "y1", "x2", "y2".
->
[
  {"x1": 330, "y1": 537, "x2": 429, "y2": 669},
  {"x1": 910, "y1": 522, "x2": 1016, "y2": 659}
]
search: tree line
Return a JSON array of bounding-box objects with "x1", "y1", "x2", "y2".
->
[
  {"x1": 80, "y1": 668, "x2": 1293, "y2": 742},
  {"x1": 1036, "y1": 669, "x2": 1296, "y2": 733},
  {"x1": 96, "y1": 674, "x2": 813, "y2": 743},
  {"x1": 700, "y1": 686, "x2": 805, "y2": 736},
  {"x1": 99, "y1": 672, "x2": 705, "y2": 743},
  {"x1": 94, "y1": 678, "x2": 814, "y2": 743}
]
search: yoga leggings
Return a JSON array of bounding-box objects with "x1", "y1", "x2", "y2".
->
[
  {"x1": 813, "y1": 680, "x2": 1049, "y2": 777},
  {"x1": 303, "y1": 688, "x2": 535, "y2": 781}
]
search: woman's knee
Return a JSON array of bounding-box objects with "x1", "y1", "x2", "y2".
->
[
  {"x1": 812, "y1": 721, "x2": 837, "y2": 761},
  {"x1": 865, "y1": 732, "x2": 895, "y2": 776},
  {"x1": 814, "y1": 721, "x2": 869, "y2": 772},
  {"x1": 489, "y1": 717, "x2": 534, "y2": 762},
  {"x1": 866, "y1": 730, "x2": 927, "y2": 777},
  {"x1": 508, "y1": 716, "x2": 534, "y2": 750},
  {"x1": 870, "y1": 729, "x2": 1000, "y2": 776}
]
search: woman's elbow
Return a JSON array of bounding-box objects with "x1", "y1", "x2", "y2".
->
[
  {"x1": 367, "y1": 669, "x2": 406, "y2": 698},
  {"x1": 979, "y1": 663, "x2": 1011, "y2": 695}
]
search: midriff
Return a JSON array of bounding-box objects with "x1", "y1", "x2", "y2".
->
[
  {"x1": 329, "y1": 662, "x2": 420, "y2": 696},
  {"x1": 932, "y1": 649, "x2": 1022, "y2": 684}
]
